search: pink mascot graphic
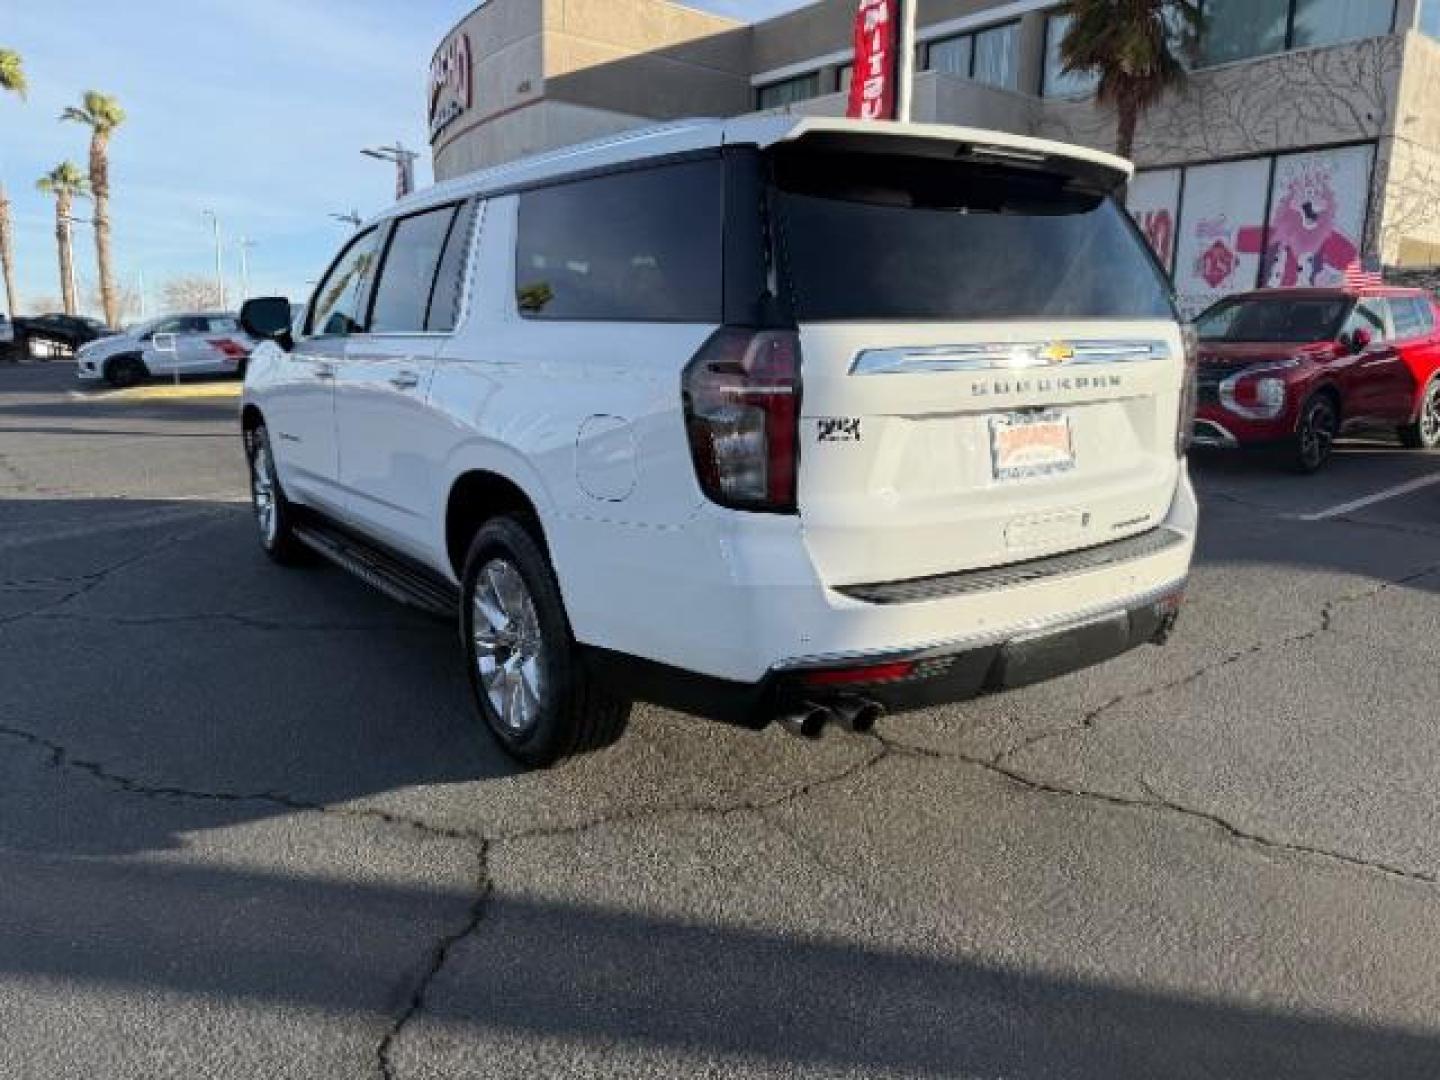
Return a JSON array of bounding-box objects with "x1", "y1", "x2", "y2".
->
[{"x1": 1237, "y1": 165, "x2": 1358, "y2": 288}]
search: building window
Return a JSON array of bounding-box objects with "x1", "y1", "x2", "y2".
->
[
  {"x1": 837, "y1": 63, "x2": 853, "y2": 95},
  {"x1": 1291, "y1": 0, "x2": 1394, "y2": 49},
  {"x1": 1201, "y1": 0, "x2": 1291, "y2": 64},
  {"x1": 756, "y1": 73, "x2": 820, "y2": 110},
  {"x1": 1043, "y1": 14, "x2": 1100, "y2": 98},
  {"x1": 927, "y1": 34, "x2": 974, "y2": 78},
  {"x1": 1199, "y1": 0, "x2": 1394, "y2": 66},
  {"x1": 973, "y1": 23, "x2": 1019, "y2": 89},
  {"x1": 925, "y1": 21, "x2": 1018, "y2": 91}
]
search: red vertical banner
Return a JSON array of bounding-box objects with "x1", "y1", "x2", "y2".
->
[{"x1": 846, "y1": 0, "x2": 900, "y2": 120}]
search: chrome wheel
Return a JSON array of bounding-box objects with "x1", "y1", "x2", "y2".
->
[
  {"x1": 471, "y1": 559, "x2": 545, "y2": 735},
  {"x1": 1421, "y1": 383, "x2": 1440, "y2": 446},
  {"x1": 250, "y1": 435, "x2": 278, "y2": 546}
]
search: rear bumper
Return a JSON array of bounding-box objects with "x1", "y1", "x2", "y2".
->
[{"x1": 587, "y1": 577, "x2": 1186, "y2": 727}]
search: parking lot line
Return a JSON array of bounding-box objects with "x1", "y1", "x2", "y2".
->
[
  {"x1": 68, "y1": 382, "x2": 243, "y2": 403},
  {"x1": 1298, "y1": 473, "x2": 1440, "y2": 521}
]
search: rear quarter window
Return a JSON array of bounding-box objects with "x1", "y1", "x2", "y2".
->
[
  {"x1": 514, "y1": 158, "x2": 723, "y2": 322},
  {"x1": 769, "y1": 148, "x2": 1176, "y2": 323}
]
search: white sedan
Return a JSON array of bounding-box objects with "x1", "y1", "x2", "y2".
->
[{"x1": 76, "y1": 313, "x2": 254, "y2": 387}]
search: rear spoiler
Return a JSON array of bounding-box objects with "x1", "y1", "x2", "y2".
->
[{"x1": 731, "y1": 116, "x2": 1133, "y2": 195}]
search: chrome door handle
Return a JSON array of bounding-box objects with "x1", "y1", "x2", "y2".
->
[
  {"x1": 313, "y1": 364, "x2": 335, "y2": 380},
  {"x1": 389, "y1": 371, "x2": 420, "y2": 390}
]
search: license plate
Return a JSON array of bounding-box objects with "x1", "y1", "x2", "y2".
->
[{"x1": 989, "y1": 410, "x2": 1075, "y2": 481}]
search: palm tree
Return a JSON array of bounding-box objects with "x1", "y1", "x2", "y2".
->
[
  {"x1": 62, "y1": 91, "x2": 126, "y2": 327},
  {"x1": 36, "y1": 162, "x2": 90, "y2": 316},
  {"x1": 1056, "y1": 0, "x2": 1202, "y2": 162},
  {"x1": 0, "y1": 48, "x2": 25, "y2": 320},
  {"x1": 0, "y1": 49, "x2": 25, "y2": 98}
]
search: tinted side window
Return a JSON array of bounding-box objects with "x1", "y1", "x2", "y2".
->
[
  {"x1": 370, "y1": 205, "x2": 459, "y2": 333},
  {"x1": 427, "y1": 199, "x2": 477, "y2": 332},
  {"x1": 309, "y1": 228, "x2": 380, "y2": 337},
  {"x1": 208, "y1": 316, "x2": 239, "y2": 333},
  {"x1": 515, "y1": 159, "x2": 723, "y2": 322},
  {"x1": 1393, "y1": 298, "x2": 1434, "y2": 339},
  {"x1": 1390, "y1": 298, "x2": 1425, "y2": 340}
]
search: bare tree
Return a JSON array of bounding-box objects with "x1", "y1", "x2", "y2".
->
[
  {"x1": 84, "y1": 279, "x2": 141, "y2": 322},
  {"x1": 161, "y1": 274, "x2": 223, "y2": 312}
]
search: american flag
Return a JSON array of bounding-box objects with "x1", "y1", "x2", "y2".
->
[{"x1": 1343, "y1": 257, "x2": 1384, "y2": 288}]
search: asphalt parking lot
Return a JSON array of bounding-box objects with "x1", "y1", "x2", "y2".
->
[{"x1": 3, "y1": 359, "x2": 1440, "y2": 1079}]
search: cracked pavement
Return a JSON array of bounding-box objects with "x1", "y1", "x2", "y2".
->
[{"x1": 4, "y1": 361, "x2": 1440, "y2": 1078}]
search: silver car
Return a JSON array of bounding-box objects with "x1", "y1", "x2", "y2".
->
[{"x1": 76, "y1": 312, "x2": 254, "y2": 387}]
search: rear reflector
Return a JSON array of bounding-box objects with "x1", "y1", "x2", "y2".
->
[{"x1": 800, "y1": 661, "x2": 916, "y2": 687}]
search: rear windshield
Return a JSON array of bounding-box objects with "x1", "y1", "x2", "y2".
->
[
  {"x1": 767, "y1": 147, "x2": 1175, "y2": 323},
  {"x1": 1194, "y1": 297, "x2": 1349, "y2": 343}
]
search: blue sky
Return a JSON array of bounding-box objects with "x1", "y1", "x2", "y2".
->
[{"x1": 1, "y1": 0, "x2": 809, "y2": 317}]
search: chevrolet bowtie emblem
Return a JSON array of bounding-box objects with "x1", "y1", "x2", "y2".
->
[{"x1": 1040, "y1": 342, "x2": 1076, "y2": 364}]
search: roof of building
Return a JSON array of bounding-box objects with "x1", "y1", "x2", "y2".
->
[{"x1": 381, "y1": 115, "x2": 1134, "y2": 225}]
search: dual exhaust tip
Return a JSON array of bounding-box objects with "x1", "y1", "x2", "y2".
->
[{"x1": 776, "y1": 698, "x2": 883, "y2": 739}]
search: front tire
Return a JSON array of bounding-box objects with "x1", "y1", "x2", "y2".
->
[
  {"x1": 1290, "y1": 394, "x2": 1338, "y2": 474},
  {"x1": 245, "y1": 424, "x2": 308, "y2": 564},
  {"x1": 104, "y1": 354, "x2": 147, "y2": 388},
  {"x1": 1399, "y1": 377, "x2": 1440, "y2": 450},
  {"x1": 460, "y1": 516, "x2": 630, "y2": 767}
]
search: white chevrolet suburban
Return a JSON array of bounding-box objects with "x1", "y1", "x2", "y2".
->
[{"x1": 239, "y1": 117, "x2": 1198, "y2": 766}]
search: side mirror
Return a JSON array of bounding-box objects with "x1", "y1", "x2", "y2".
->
[
  {"x1": 240, "y1": 296, "x2": 294, "y2": 351},
  {"x1": 1346, "y1": 328, "x2": 1372, "y2": 355}
]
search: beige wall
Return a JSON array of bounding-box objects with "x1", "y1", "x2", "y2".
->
[
  {"x1": 434, "y1": 99, "x2": 652, "y2": 178},
  {"x1": 1036, "y1": 36, "x2": 1404, "y2": 167},
  {"x1": 544, "y1": 0, "x2": 751, "y2": 119},
  {"x1": 1374, "y1": 32, "x2": 1440, "y2": 263},
  {"x1": 430, "y1": 0, "x2": 545, "y2": 173}
]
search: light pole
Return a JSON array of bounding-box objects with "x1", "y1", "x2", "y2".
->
[
  {"x1": 361, "y1": 142, "x2": 419, "y2": 199},
  {"x1": 236, "y1": 236, "x2": 256, "y2": 302},
  {"x1": 897, "y1": 0, "x2": 918, "y2": 123},
  {"x1": 202, "y1": 209, "x2": 226, "y2": 309}
]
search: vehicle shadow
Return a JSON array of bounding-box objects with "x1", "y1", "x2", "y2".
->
[
  {"x1": 1, "y1": 497, "x2": 522, "y2": 860},
  {"x1": 1, "y1": 858, "x2": 1437, "y2": 1078}
]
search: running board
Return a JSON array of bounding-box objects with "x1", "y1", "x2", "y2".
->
[{"x1": 293, "y1": 521, "x2": 458, "y2": 619}]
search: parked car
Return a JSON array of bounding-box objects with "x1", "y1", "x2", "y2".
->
[
  {"x1": 75, "y1": 312, "x2": 254, "y2": 387},
  {"x1": 1192, "y1": 286, "x2": 1440, "y2": 472},
  {"x1": 12, "y1": 312, "x2": 112, "y2": 357},
  {"x1": 239, "y1": 116, "x2": 1197, "y2": 766},
  {"x1": 0, "y1": 314, "x2": 13, "y2": 360}
]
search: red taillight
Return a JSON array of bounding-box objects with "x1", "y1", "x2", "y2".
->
[
  {"x1": 800, "y1": 661, "x2": 916, "y2": 687},
  {"x1": 682, "y1": 328, "x2": 801, "y2": 513}
]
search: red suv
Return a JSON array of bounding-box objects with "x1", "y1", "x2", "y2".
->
[{"x1": 1191, "y1": 287, "x2": 1440, "y2": 472}]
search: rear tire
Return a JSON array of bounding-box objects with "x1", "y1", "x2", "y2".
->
[
  {"x1": 245, "y1": 423, "x2": 309, "y2": 565},
  {"x1": 104, "y1": 353, "x2": 148, "y2": 388},
  {"x1": 1290, "y1": 393, "x2": 1338, "y2": 474},
  {"x1": 460, "y1": 516, "x2": 631, "y2": 767},
  {"x1": 1399, "y1": 377, "x2": 1440, "y2": 450}
]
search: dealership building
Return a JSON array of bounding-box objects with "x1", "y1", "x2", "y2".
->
[{"x1": 429, "y1": 0, "x2": 1440, "y2": 314}]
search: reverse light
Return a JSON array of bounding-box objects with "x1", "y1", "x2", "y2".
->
[
  {"x1": 1177, "y1": 325, "x2": 1199, "y2": 457},
  {"x1": 682, "y1": 328, "x2": 801, "y2": 513},
  {"x1": 1220, "y1": 359, "x2": 1299, "y2": 420}
]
